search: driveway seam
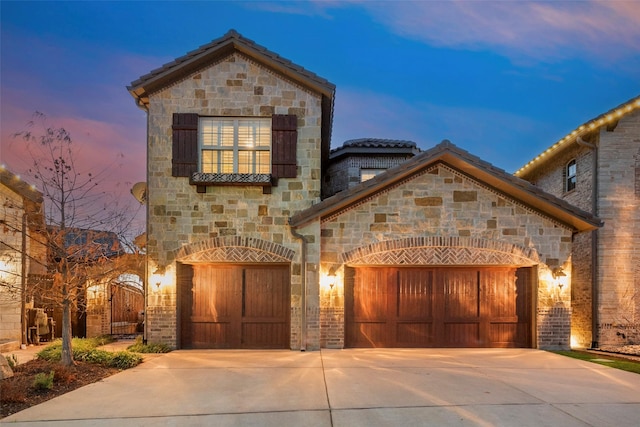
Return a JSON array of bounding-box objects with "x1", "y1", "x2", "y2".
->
[{"x1": 320, "y1": 350, "x2": 334, "y2": 427}]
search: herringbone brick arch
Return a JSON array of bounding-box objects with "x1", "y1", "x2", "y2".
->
[
  {"x1": 175, "y1": 236, "x2": 295, "y2": 263},
  {"x1": 341, "y1": 237, "x2": 539, "y2": 266}
]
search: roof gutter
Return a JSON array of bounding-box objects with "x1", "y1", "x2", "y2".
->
[{"x1": 577, "y1": 136, "x2": 600, "y2": 349}]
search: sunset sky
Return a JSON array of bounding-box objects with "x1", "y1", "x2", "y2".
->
[{"x1": 2, "y1": 1, "x2": 639, "y2": 231}]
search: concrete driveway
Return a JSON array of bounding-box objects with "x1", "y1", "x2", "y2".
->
[{"x1": 3, "y1": 348, "x2": 639, "y2": 426}]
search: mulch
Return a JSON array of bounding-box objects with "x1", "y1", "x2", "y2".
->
[{"x1": 1, "y1": 358, "x2": 119, "y2": 418}]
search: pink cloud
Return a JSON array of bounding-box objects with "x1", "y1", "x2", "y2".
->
[{"x1": 333, "y1": 1, "x2": 640, "y2": 63}]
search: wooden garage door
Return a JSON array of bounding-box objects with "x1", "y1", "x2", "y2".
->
[
  {"x1": 345, "y1": 267, "x2": 532, "y2": 348},
  {"x1": 178, "y1": 263, "x2": 290, "y2": 349}
]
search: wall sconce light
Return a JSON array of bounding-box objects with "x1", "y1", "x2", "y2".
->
[
  {"x1": 552, "y1": 267, "x2": 566, "y2": 290},
  {"x1": 328, "y1": 273, "x2": 335, "y2": 290}
]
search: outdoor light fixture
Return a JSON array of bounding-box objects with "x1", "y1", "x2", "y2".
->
[
  {"x1": 552, "y1": 267, "x2": 567, "y2": 290},
  {"x1": 551, "y1": 267, "x2": 566, "y2": 279}
]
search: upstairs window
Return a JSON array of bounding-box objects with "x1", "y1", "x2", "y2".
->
[
  {"x1": 360, "y1": 168, "x2": 386, "y2": 182},
  {"x1": 565, "y1": 159, "x2": 576, "y2": 192},
  {"x1": 171, "y1": 113, "x2": 297, "y2": 182},
  {"x1": 200, "y1": 118, "x2": 271, "y2": 174}
]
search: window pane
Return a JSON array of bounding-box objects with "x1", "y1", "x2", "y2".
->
[
  {"x1": 221, "y1": 150, "x2": 234, "y2": 173},
  {"x1": 201, "y1": 150, "x2": 218, "y2": 173},
  {"x1": 361, "y1": 168, "x2": 386, "y2": 182},
  {"x1": 220, "y1": 121, "x2": 235, "y2": 147},
  {"x1": 237, "y1": 120, "x2": 271, "y2": 148},
  {"x1": 238, "y1": 151, "x2": 252, "y2": 174},
  {"x1": 256, "y1": 151, "x2": 270, "y2": 174}
]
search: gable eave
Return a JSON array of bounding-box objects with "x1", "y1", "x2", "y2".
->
[
  {"x1": 515, "y1": 94, "x2": 640, "y2": 179},
  {"x1": 128, "y1": 30, "x2": 335, "y2": 110},
  {"x1": 290, "y1": 141, "x2": 601, "y2": 232}
]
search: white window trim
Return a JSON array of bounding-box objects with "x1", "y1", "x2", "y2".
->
[{"x1": 199, "y1": 117, "x2": 271, "y2": 174}]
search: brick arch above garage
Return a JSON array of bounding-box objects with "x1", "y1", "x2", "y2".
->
[
  {"x1": 341, "y1": 236, "x2": 540, "y2": 266},
  {"x1": 175, "y1": 236, "x2": 295, "y2": 263}
]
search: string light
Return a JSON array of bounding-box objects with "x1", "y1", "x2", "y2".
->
[{"x1": 515, "y1": 96, "x2": 640, "y2": 176}]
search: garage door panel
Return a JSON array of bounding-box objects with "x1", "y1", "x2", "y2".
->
[
  {"x1": 353, "y1": 268, "x2": 390, "y2": 321},
  {"x1": 444, "y1": 270, "x2": 480, "y2": 319},
  {"x1": 485, "y1": 269, "x2": 518, "y2": 318},
  {"x1": 346, "y1": 266, "x2": 532, "y2": 349},
  {"x1": 243, "y1": 268, "x2": 289, "y2": 319},
  {"x1": 242, "y1": 322, "x2": 288, "y2": 349},
  {"x1": 445, "y1": 322, "x2": 480, "y2": 347},
  {"x1": 349, "y1": 322, "x2": 389, "y2": 348},
  {"x1": 489, "y1": 323, "x2": 518, "y2": 347},
  {"x1": 191, "y1": 322, "x2": 232, "y2": 349},
  {"x1": 396, "y1": 322, "x2": 433, "y2": 346},
  {"x1": 397, "y1": 270, "x2": 433, "y2": 320},
  {"x1": 179, "y1": 264, "x2": 290, "y2": 349}
]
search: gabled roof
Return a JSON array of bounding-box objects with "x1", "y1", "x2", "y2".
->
[
  {"x1": 330, "y1": 138, "x2": 421, "y2": 160},
  {"x1": 0, "y1": 166, "x2": 43, "y2": 204},
  {"x1": 128, "y1": 29, "x2": 335, "y2": 110},
  {"x1": 516, "y1": 94, "x2": 640, "y2": 178},
  {"x1": 128, "y1": 29, "x2": 336, "y2": 170},
  {"x1": 290, "y1": 140, "x2": 601, "y2": 232}
]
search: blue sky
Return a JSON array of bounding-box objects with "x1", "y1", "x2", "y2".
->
[{"x1": 1, "y1": 0, "x2": 639, "y2": 198}]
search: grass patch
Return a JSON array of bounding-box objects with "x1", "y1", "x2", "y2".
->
[
  {"x1": 127, "y1": 336, "x2": 172, "y2": 354},
  {"x1": 36, "y1": 337, "x2": 142, "y2": 369},
  {"x1": 553, "y1": 350, "x2": 640, "y2": 374}
]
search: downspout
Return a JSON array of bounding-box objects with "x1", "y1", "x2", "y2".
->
[
  {"x1": 143, "y1": 111, "x2": 150, "y2": 345},
  {"x1": 577, "y1": 136, "x2": 599, "y2": 349},
  {"x1": 289, "y1": 225, "x2": 307, "y2": 351}
]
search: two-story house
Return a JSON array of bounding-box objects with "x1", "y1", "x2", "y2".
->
[
  {"x1": 129, "y1": 30, "x2": 600, "y2": 351},
  {"x1": 516, "y1": 95, "x2": 640, "y2": 349}
]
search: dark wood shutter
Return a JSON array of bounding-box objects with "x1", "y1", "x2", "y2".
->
[
  {"x1": 271, "y1": 114, "x2": 297, "y2": 178},
  {"x1": 172, "y1": 113, "x2": 199, "y2": 177}
]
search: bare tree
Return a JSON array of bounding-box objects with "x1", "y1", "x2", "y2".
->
[{"x1": 14, "y1": 112, "x2": 141, "y2": 366}]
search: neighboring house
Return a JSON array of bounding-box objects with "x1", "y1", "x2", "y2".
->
[
  {"x1": 0, "y1": 166, "x2": 47, "y2": 349},
  {"x1": 323, "y1": 138, "x2": 420, "y2": 197},
  {"x1": 515, "y1": 95, "x2": 640, "y2": 348},
  {"x1": 129, "y1": 30, "x2": 600, "y2": 351}
]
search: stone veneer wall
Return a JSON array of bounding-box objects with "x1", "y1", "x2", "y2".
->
[
  {"x1": 0, "y1": 185, "x2": 25, "y2": 343},
  {"x1": 522, "y1": 110, "x2": 640, "y2": 347},
  {"x1": 319, "y1": 164, "x2": 574, "y2": 349},
  {"x1": 525, "y1": 144, "x2": 595, "y2": 347},
  {"x1": 145, "y1": 52, "x2": 323, "y2": 349},
  {"x1": 597, "y1": 111, "x2": 640, "y2": 345}
]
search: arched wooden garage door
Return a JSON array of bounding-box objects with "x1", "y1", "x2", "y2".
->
[
  {"x1": 178, "y1": 263, "x2": 290, "y2": 349},
  {"x1": 345, "y1": 267, "x2": 533, "y2": 348}
]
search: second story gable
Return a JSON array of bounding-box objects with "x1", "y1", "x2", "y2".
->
[{"x1": 129, "y1": 30, "x2": 335, "y2": 194}]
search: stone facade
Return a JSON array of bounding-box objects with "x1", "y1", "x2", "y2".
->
[
  {"x1": 518, "y1": 105, "x2": 640, "y2": 347},
  {"x1": 133, "y1": 31, "x2": 598, "y2": 351},
  {"x1": 318, "y1": 164, "x2": 575, "y2": 349},
  {"x1": 140, "y1": 46, "x2": 326, "y2": 349}
]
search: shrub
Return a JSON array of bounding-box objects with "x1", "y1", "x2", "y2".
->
[
  {"x1": 127, "y1": 337, "x2": 172, "y2": 354},
  {"x1": 33, "y1": 371, "x2": 55, "y2": 390},
  {"x1": 1, "y1": 383, "x2": 26, "y2": 403},
  {"x1": 36, "y1": 340, "x2": 62, "y2": 362},
  {"x1": 35, "y1": 337, "x2": 142, "y2": 369},
  {"x1": 108, "y1": 351, "x2": 142, "y2": 369},
  {"x1": 6, "y1": 354, "x2": 19, "y2": 369},
  {"x1": 52, "y1": 364, "x2": 76, "y2": 384}
]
